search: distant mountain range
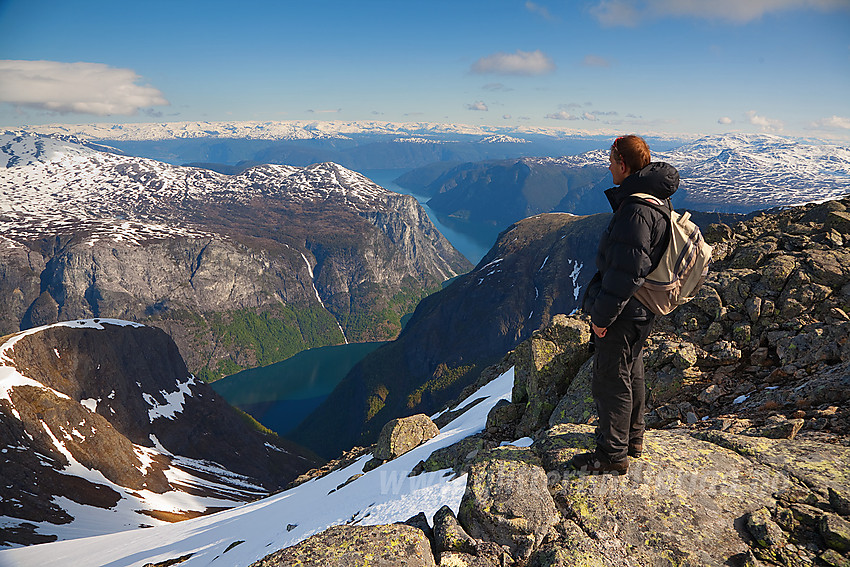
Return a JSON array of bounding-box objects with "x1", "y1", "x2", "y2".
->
[
  {"x1": 17, "y1": 119, "x2": 632, "y2": 142},
  {"x1": 12, "y1": 120, "x2": 635, "y2": 169},
  {"x1": 0, "y1": 132, "x2": 470, "y2": 380},
  {"x1": 396, "y1": 134, "x2": 850, "y2": 224}
]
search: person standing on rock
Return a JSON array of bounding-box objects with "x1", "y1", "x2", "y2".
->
[{"x1": 568, "y1": 135, "x2": 679, "y2": 475}]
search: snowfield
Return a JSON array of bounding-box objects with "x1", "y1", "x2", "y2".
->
[
  {"x1": 0, "y1": 132, "x2": 393, "y2": 245},
  {"x1": 0, "y1": 364, "x2": 516, "y2": 567}
]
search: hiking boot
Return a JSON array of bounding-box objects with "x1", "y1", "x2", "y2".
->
[
  {"x1": 565, "y1": 451, "x2": 629, "y2": 475},
  {"x1": 628, "y1": 441, "x2": 643, "y2": 458}
]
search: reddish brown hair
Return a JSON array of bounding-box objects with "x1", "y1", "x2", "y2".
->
[{"x1": 611, "y1": 135, "x2": 651, "y2": 174}]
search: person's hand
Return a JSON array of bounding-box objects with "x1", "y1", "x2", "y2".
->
[{"x1": 592, "y1": 323, "x2": 607, "y2": 338}]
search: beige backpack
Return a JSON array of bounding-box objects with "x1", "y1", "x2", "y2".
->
[{"x1": 629, "y1": 193, "x2": 713, "y2": 316}]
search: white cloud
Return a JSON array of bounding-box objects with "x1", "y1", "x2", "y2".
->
[
  {"x1": 746, "y1": 110, "x2": 784, "y2": 131},
  {"x1": 590, "y1": 0, "x2": 848, "y2": 26},
  {"x1": 582, "y1": 54, "x2": 611, "y2": 67},
  {"x1": 307, "y1": 108, "x2": 342, "y2": 114},
  {"x1": 718, "y1": 116, "x2": 733, "y2": 124},
  {"x1": 0, "y1": 60, "x2": 168, "y2": 116},
  {"x1": 471, "y1": 50, "x2": 555, "y2": 76},
  {"x1": 482, "y1": 83, "x2": 512, "y2": 92},
  {"x1": 466, "y1": 101, "x2": 489, "y2": 111},
  {"x1": 811, "y1": 115, "x2": 850, "y2": 130},
  {"x1": 503, "y1": 114, "x2": 512, "y2": 119},
  {"x1": 525, "y1": 1, "x2": 555, "y2": 20},
  {"x1": 545, "y1": 110, "x2": 579, "y2": 120},
  {"x1": 590, "y1": 0, "x2": 641, "y2": 26},
  {"x1": 583, "y1": 112, "x2": 598, "y2": 121}
]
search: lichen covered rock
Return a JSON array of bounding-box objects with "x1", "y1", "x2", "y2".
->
[
  {"x1": 374, "y1": 414, "x2": 440, "y2": 461},
  {"x1": 458, "y1": 448, "x2": 558, "y2": 562},
  {"x1": 249, "y1": 524, "x2": 436, "y2": 567},
  {"x1": 511, "y1": 314, "x2": 591, "y2": 437},
  {"x1": 433, "y1": 505, "x2": 477, "y2": 556},
  {"x1": 547, "y1": 356, "x2": 595, "y2": 427}
]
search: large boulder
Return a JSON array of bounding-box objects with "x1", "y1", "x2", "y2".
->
[
  {"x1": 374, "y1": 414, "x2": 440, "y2": 461},
  {"x1": 511, "y1": 314, "x2": 591, "y2": 437},
  {"x1": 547, "y1": 356, "x2": 595, "y2": 427},
  {"x1": 249, "y1": 524, "x2": 436, "y2": 567},
  {"x1": 457, "y1": 447, "x2": 559, "y2": 562}
]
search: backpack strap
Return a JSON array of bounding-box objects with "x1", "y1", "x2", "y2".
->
[
  {"x1": 624, "y1": 192, "x2": 673, "y2": 274},
  {"x1": 628, "y1": 192, "x2": 672, "y2": 214}
]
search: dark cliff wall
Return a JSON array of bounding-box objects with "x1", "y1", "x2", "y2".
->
[{"x1": 290, "y1": 213, "x2": 610, "y2": 458}]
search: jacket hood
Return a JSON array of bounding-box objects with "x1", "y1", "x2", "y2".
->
[{"x1": 605, "y1": 161, "x2": 680, "y2": 211}]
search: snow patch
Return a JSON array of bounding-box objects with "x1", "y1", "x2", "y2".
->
[{"x1": 143, "y1": 376, "x2": 196, "y2": 421}]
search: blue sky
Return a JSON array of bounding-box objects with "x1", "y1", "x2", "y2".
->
[{"x1": 1, "y1": 0, "x2": 849, "y2": 140}]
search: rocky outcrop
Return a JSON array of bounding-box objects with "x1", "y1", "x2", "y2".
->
[
  {"x1": 248, "y1": 524, "x2": 436, "y2": 567},
  {"x1": 511, "y1": 315, "x2": 591, "y2": 437},
  {"x1": 275, "y1": 197, "x2": 850, "y2": 565}
]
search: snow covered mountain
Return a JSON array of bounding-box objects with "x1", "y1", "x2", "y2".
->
[
  {"x1": 0, "y1": 319, "x2": 321, "y2": 548},
  {"x1": 16, "y1": 119, "x2": 595, "y2": 142},
  {"x1": 664, "y1": 134, "x2": 850, "y2": 211},
  {"x1": 397, "y1": 134, "x2": 850, "y2": 225},
  {"x1": 0, "y1": 132, "x2": 398, "y2": 244},
  {"x1": 0, "y1": 132, "x2": 470, "y2": 380},
  {"x1": 0, "y1": 318, "x2": 515, "y2": 563}
]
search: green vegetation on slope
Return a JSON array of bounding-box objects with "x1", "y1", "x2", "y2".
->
[
  {"x1": 340, "y1": 277, "x2": 440, "y2": 341},
  {"x1": 195, "y1": 303, "x2": 345, "y2": 382}
]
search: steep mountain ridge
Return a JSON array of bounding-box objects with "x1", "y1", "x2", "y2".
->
[
  {"x1": 289, "y1": 212, "x2": 610, "y2": 458},
  {"x1": 0, "y1": 319, "x2": 322, "y2": 546},
  {"x1": 0, "y1": 132, "x2": 471, "y2": 379}
]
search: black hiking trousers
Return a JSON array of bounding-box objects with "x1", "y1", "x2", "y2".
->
[{"x1": 591, "y1": 310, "x2": 655, "y2": 463}]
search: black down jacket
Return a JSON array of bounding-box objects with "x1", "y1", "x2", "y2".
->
[{"x1": 583, "y1": 161, "x2": 679, "y2": 328}]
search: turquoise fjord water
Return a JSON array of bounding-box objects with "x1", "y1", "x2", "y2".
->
[
  {"x1": 362, "y1": 169, "x2": 495, "y2": 265},
  {"x1": 211, "y1": 342, "x2": 385, "y2": 434},
  {"x1": 213, "y1": 169, "x2": 495, "y2": 436}
]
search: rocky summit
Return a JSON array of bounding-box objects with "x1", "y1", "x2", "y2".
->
[{"x1": 0, "y1": 319, "x2": 322, "y2": 546}]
